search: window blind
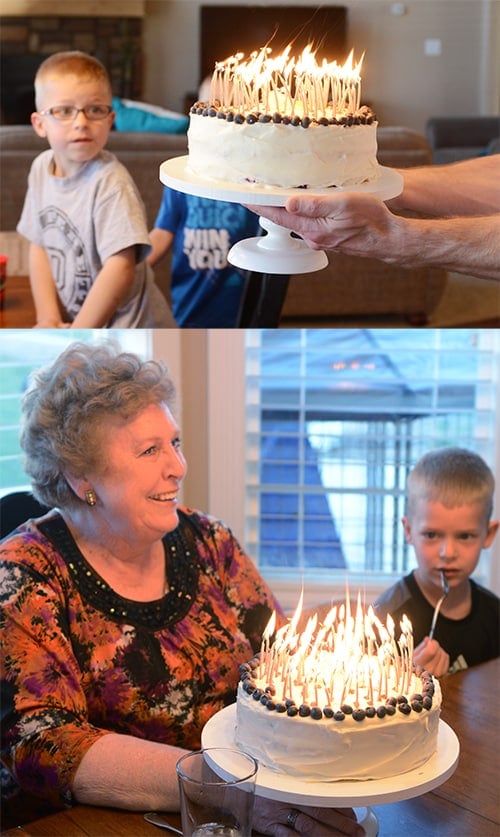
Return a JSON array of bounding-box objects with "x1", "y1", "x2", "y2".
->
[{"x1": 244, "y1": 329, "x2": 499, "y2": 591}]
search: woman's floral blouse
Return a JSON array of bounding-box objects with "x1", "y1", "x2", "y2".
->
[{"x1": 0, "y1": 508, "x2": 282, "y2": 812}]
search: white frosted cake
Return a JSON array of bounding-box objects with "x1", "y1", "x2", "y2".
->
[
  {"x1": 235, "y1": 602, "x2": 441, "y2": 781},
  {"x1": 188, "y1": 47, "x2": 380, "y2": 189}
]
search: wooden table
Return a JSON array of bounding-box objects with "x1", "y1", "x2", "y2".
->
[
  {"x1": 2, "y1": 658, "x2": 499, "y2": 836},
  {"x1": 1, "y1": 274, "x2": 498, "y2": 330},
  {"x1": 1, "y1": 273, "x2": 290, "y2": 330},
  {"x1": 376, "y1": 656, "x2": 500, "y2": 835},
  {"x1": 0, "y1": 276, "x2": 35, "y2": 328}
]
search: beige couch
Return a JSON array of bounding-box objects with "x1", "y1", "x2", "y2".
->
[{"x1": 0, "y1": 125, "x2": 447, "y2": 322}]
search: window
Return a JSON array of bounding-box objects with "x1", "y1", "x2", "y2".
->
[
  {"x1": 0, "y1": 330, "x2": 151, "y2": 497},
  {"x1": 244, "y1": 329, "x2": 499, "y2": 602}
]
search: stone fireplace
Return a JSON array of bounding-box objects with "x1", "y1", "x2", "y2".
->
[{"x1": 0, "y1": 4, "x2": 144, "y2": 124}]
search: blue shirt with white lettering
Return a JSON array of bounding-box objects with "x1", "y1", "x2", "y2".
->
[{"x1": 154, "y1": 188, "x2": 260, "y2": 326}]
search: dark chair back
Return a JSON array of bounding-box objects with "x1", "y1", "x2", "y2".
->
[{"x1": 0, "y1": 491, "x2": 50, "y2": 539}]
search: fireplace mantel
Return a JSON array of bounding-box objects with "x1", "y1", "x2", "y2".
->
[{"x1": 1, "y1": 0, "x2": 144, "y2": 16}]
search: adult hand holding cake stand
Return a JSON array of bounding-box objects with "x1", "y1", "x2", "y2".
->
[
  {"x1": 244, "y1": 155, "x2": 500, "y2": 282},
  {"x1": 159, "y1": 159, "x2": 403, "y2": 275}
]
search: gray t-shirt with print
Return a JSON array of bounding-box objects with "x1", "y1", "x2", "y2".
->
[{"x1": 18, "y1": 149, "x2": 172, "y2": 327}]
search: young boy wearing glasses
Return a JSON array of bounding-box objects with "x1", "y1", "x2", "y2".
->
[{"x1": 17, "y1": 51, "x2": 172, "y2": 328}]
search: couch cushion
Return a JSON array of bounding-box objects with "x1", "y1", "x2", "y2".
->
[
  {"x1": 426, "y1": 116, "x2": 500, "y2": 149},
  {"x1": 425, "y1": 116, "x2": 500, "y2": 163},
  {"x1": 112, "y1": 97, "x2": 188, "y2": 134},
  {"x1": 0, "y1": 125, "x2": 48, "y2": 151},
  {"x1": 107, "y1": 131, "x2": 188, "y2": 154},
  {"x1": 377, "y1": 126, "x2": 432, "y2": 168}
]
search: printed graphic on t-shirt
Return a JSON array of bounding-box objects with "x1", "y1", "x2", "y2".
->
[
  {"x1": 182, "y1": 198, "x2": 248, "y2": 274},
  {"x1": 39, "y1": 205, "x2": 92, "y2": 317},
  {"x1": 183, "y1": 227, "x2": 231, "y2": 270},
  {"x1": 448, "y1": 654, "x2": 468, "y2": 674}
]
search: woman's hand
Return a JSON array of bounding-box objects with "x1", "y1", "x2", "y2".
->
[
  {"x1": 413, "y1": 636, "x2": 450, "y2": 678},
  {"x1": 253, "y1": 799, "x2": 365, "y2": 835}
]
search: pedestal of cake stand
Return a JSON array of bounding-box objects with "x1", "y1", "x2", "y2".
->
[
  {"x1": 202, "y1": 705, "x2": 460, "y2": 837},
  {"x1": 228, "y1": 216, "x2": 328, "y2": 274}
]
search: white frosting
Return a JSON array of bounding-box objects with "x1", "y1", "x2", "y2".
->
[
  {"x1": 187, "y1": 114, "x2": 380, "y2": 189},
  {"x1": 235, "y1": 674, "x2": 441, "y2": 782}
]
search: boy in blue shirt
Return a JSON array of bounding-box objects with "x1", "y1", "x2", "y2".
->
[{"x1": 148, "y1": 188, "x2": 259, "y2": 327}]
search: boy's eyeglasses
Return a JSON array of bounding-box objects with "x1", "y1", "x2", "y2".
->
[{"x1": 39, "y1": 105, "x2": 113, "y2": 122}]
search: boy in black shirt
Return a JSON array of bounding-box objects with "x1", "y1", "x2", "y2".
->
[{"x1": 374, "y1": 448, "x2": 499, "y2": 676}]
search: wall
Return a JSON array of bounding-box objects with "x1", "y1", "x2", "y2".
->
[
  {"x1": 142, "y1": 0, "x2": 499, "y2": 134},
  {"x1": 151, "y1": 329, "x2": 210, "y2": 515}
]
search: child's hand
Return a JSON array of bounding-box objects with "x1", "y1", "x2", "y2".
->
[
  {"x1": 413, "y1": 636, "x2": 450, "y2": 677},
  {"x1": 34, "y1": 318, "x2": 70, "y2": 329}
]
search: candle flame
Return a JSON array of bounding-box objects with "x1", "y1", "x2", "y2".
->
[
  {"x1": 263, "y1": 609, "x2": 276, "y2": 641},
  {"x1": 258, "y1": 592, "x2": 416, "y2": 708},
  {"x1": 207, "y1": 44, "x2": 366, "y2": 120}
]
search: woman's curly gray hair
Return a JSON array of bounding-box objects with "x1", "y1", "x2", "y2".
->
[{"x1": 20, "y1": 341, "x2": 176, "y2": 510}]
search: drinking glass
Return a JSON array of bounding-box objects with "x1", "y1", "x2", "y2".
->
[{"x1": 176, "y1": 747, "x2": 258, "y2": 837}]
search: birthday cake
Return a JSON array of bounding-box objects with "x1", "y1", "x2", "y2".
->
[
  {"x1": 235, "y1": 601, "x2": 441, "y2": 781},
  {"x1": 188, "y1": 47, "x2": 380, "y2": 189}
]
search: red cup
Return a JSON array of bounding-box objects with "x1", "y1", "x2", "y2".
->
[{"x1": 0, "y1": 255, "x2": 7, "y2": 310}]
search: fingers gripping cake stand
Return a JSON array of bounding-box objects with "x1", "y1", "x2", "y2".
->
[
  {"x1": 160, "y1": 158, "x2": 404, "y2": 327},
  {"x1": 201, "y1": 705, "x2": 459, "y2": 837}
]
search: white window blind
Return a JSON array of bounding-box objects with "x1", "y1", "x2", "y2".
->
[
  {"x1": 0, "y1": 330, "x2": 151, "y2": 497},
  {"x1": 244, "y1": 329, "x2": 499, "y2": 599}
]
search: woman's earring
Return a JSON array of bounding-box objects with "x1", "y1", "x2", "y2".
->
[{"x1": 85, "y1": 489, "x2": 97, "y2": 507}]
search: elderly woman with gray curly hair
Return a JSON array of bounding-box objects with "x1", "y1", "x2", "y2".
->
[{"x1": 0, "y1": 341, "x2": 363, "y2": 837}]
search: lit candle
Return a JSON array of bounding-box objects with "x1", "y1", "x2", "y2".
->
[
  {"x1": 402, "y1": 614, "x2": 414, "y2": 669},
  {"x1": 207, "y1": 45, "x2": 365, "y2": 119},
  {"x1": 260, "y1": 610, "x2": 276, "y2": 678},
  {"x1": 254, "y1": 589, "x2": 414, "y2": 715}
]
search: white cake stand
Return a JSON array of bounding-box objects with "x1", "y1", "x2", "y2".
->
[
  {"x1": 201, "y1": 704, "x2": 459, "y2": 837},
  {"x1": 160, "y1": 157, "x2": 404, "y2": 275}
]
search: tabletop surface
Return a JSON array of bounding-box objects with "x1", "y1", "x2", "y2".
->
[
  {"x1": 1, "y1": 657, "x2": 499, "y2": 837},
  {"x1": 0, "y1": 276, "x2": 35, "y2": 329},
  {"x1": 2, "y1": 274, "x2": 500, "y2": 329}
]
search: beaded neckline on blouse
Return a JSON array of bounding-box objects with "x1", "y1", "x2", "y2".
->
[{"x1": 38, "y1": 512, "x2": 199, "y2": 630}]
